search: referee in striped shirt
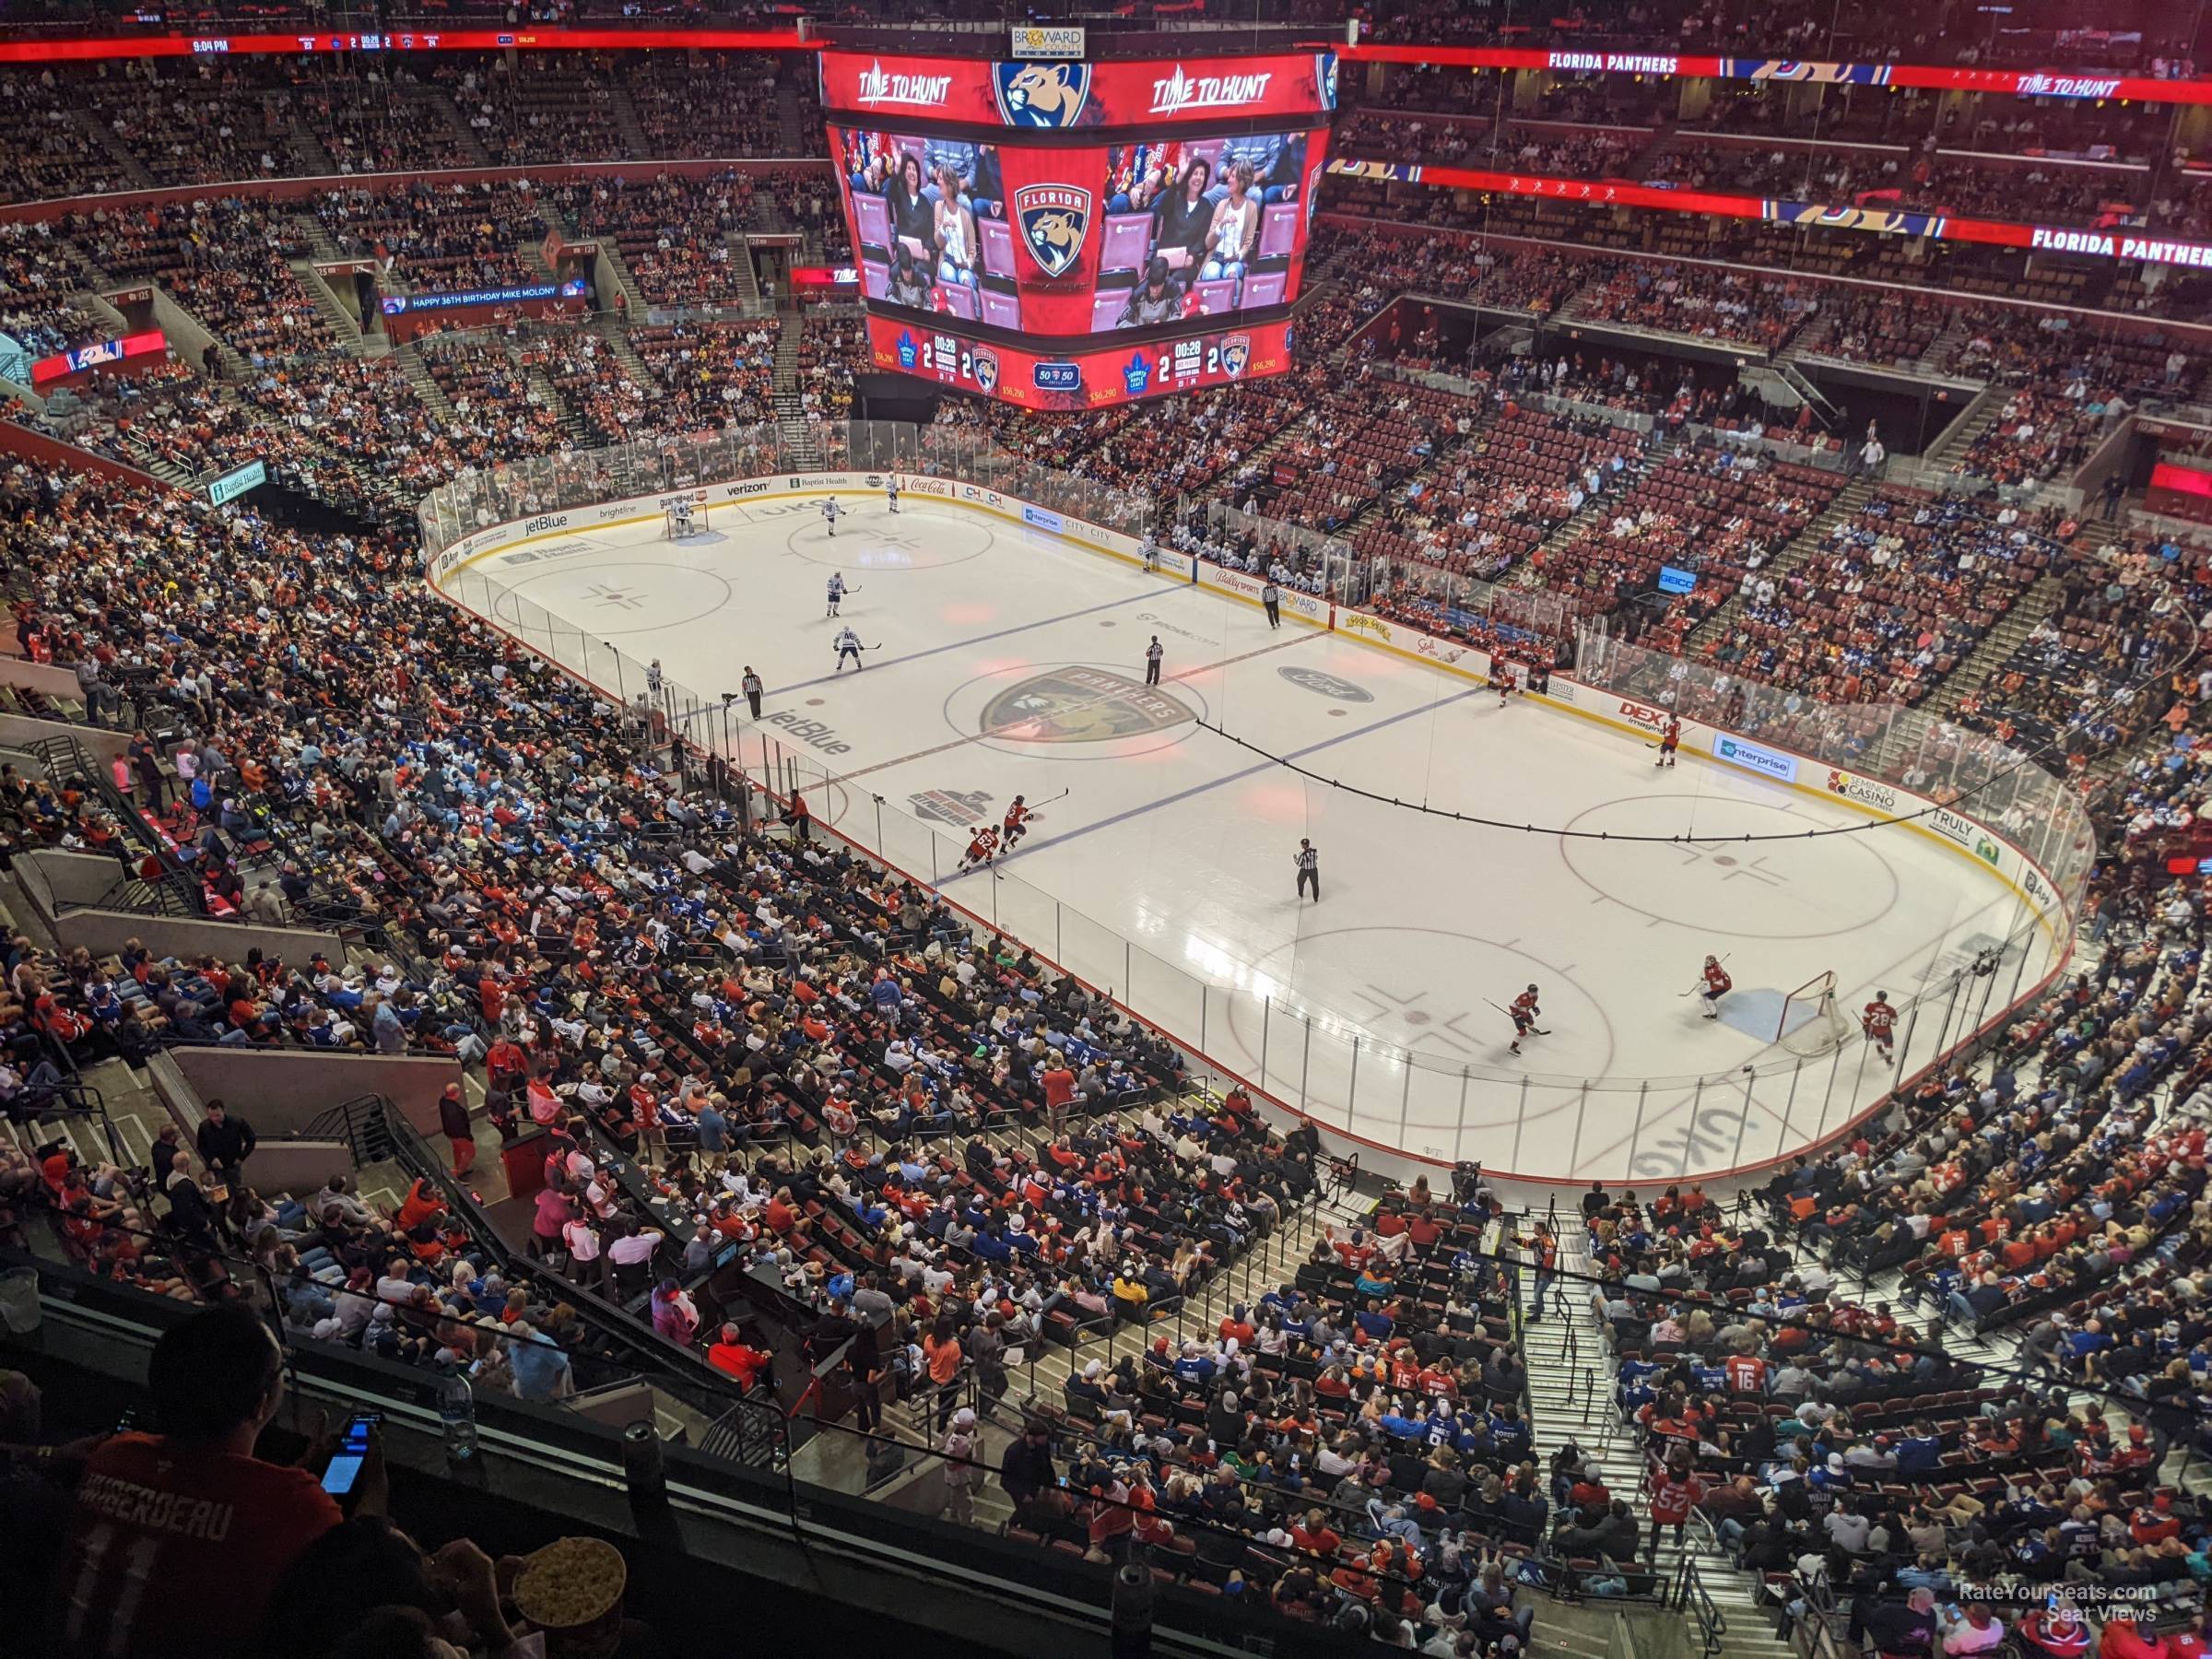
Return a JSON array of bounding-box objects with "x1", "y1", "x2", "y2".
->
[{"x1": 1294, "y1": 839, "x2": 1320, "y2": 901}]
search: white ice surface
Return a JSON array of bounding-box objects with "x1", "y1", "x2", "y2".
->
[{"x1": 460, "y1": 494, "x2": 2055, "y2": 1182}]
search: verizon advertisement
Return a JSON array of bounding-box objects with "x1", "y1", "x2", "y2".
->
[
  {"x1": 864, "y1": 313, "x2": 1292, "y2": 409},
  {"x1": 818, "y1": 50, "x2": 1339, "y2": 129}
]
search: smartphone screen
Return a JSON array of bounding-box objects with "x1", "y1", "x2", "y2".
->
[{"x1": 322, "y1": 1413, "x2": 377, "y2": 1495}]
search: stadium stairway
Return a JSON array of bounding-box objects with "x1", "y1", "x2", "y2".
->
[
  {"x1": 1518, "y1": 1229, "x2": 1800, "y2": 1659},
  {"x1": 853, "y1": 1094, "x2": 1372, "y2": 1512},
  {"x1": 524, "y1": 356, "x2": 588, "y2": 445},
  {"x1": 289, "y1": 257, "x2": 375, "y2": 355},
  {"x1": 592, "y1": 241, "x2": 651, "y2": 322},
  {"x1": 1923, "y1": 384, "x2": 2006, "y2": 475},
  {"x1": 65, "y1": 106, "x2": 154, "y2": 190},
  {"x1": 1682, "y1": 476, "x2": 1877, "y2": 654},
  {"x1": 1915, "y1": 571, "x2": 2064, "y2": 720},
  {"x1": 776, "y1": 84, "x2": 806, "y2": 154},
  {"x1": 726, "y1": 236, "x2": 764, "y2": 307},
  {"x1": 607, "y1": 85, "x2": 653, "y2": 163},
  {"x1": 286, "y1": 109, "x2": 337, "y2": 179},
  {"x1": 590, "y1": 312, "x2": 657, "y2": 396},
  {"x1": 393, "y1": 339, "x2": 459, "y2": 423},
  {"x1": 1914, "y1": 312, "x2": 1980, "y2": 378},
  {"x1": 418, "y1": 86, "x2": 496, "y2": 168}
]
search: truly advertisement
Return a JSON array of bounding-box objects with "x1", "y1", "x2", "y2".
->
[
  {"x1": 818, "y1": 50, "x2": 1338, "y2": 128},
  {"x1": 865, "y1": 313, "x2": 1292, "y2": 409},
  {"x1": 1712, "y1": 733, "x2": 1799, "y2": 784}
]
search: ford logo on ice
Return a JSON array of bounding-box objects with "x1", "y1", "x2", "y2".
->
[{"x1": 1277, "y1": 666, "x2": 1372, "y2": 703}]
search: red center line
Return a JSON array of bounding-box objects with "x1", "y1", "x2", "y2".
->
[{"x1": 839, "y1": 631, "x2": 1313, "y2": 782}]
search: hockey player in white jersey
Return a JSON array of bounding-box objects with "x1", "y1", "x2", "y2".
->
[
  {"x1": 834, "y1": 626, "x2": 865, "y2": 672},
  {"x1": 886, "y1": 474, "x2": 900, "y2": 514},
  {"x1": 826, "y1": 572, "x2": 848, "y2": 618},
  {"x1": 820, "y1": 498, "x2": 841, "y2": 537}
]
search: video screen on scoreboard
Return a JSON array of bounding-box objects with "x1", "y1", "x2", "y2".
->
[{"x1": 831, "y1": 124, "x2": 1327, "y2": 336}]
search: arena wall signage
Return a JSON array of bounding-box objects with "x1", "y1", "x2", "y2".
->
[
  {"x1": 0, "y1": 27, "x2": 807, "y2": 64},
  {"x1": 1327, "y1": 156, "x2": 2212, "y2": 273},
  {"x1": 818, "y1": 50, "x2": 1338, "y2": 127},
  {"x1": 864, "y1": 315, "x2": 1293, "y2": 408},
  {"x1": 206, "y1": 459, "x2": 267, "y2": 506},
  {"x1": 1335, "y1": 40, "x2": 2212, "y2": 109},
  {"x1": 29, "y1": 328, "x2": 168, "y2": 385},
  {"x1": 1009, "y1": 27, "x2": 1085, "y2": 62},
  {"x1": 382, "y1": 280, "x2": 587, "y2": 315},
  {"x1": 3, "y1": 24, "x2": 2197, "y2": 110}
]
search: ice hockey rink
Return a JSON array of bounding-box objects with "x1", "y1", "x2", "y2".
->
[{"x1": 446, "y1": 488, "x2": 2065, "y2": 1183}]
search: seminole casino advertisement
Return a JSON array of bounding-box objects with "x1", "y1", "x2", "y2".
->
[{"x1": 820, "y1": 48, "x2": 1333, "y2": 406}]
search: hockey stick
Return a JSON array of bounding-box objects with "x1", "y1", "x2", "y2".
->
[
  {"x1": 1677, "y1": 951, "x2": 1732, "y2": 995},
  {"x1": 1032, "y1": 789, "x2": 1071, "y2": 807},
  {"x1": 1481, "y1": 997, "x2": 1550, "y2": 1034}
]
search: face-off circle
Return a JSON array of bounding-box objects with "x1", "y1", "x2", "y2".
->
[
  {"x1": 941, "y1": 658, "x2": 1213, "y2": 761},
  {"x1": 489, "y1": 561, "x2": 734, "y2": 639},
  {"x1": 788, "y1": 508, "x2": 994, "y2": 571},
  {"x1": 1559, "y1": 795, "x2": 1901, "y2": 938}
]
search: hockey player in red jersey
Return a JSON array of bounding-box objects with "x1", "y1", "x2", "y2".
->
[
  {"x1": 1508, "y1": 983, "x2": 1547, "y2": 1054},
  {"x1": 1655, "y1": 716, "x2": 1682, "y2": 768},
  {"x1": 1862, "y1": 991, "x2": 1897, "y2": 1061},
  {"x1": 960, "y1": 823, "x2": 1002, "y2": 879},
  {"x1": 1697, "y1": 955, "x2": 1732, "y2": 1020}
]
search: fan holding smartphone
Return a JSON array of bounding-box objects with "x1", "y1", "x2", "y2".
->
[{"x1": 321, "y1": 1410, "x2": 382, "y2": 1502}]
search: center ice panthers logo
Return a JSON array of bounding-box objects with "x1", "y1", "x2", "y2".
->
[
  {"x1": 1013, "y1": 184, "x2": 1093, "y2": 278},
  {"x1": 993, "y1": 61, "x2": 1093, "y2": 128},
  {"x1": 981, "y1": 666, "x2": 1189, "y2": 743}
]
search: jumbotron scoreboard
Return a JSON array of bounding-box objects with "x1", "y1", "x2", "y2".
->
[{"x1": 819, "y1": 41, "x2": 1335, "y2": 409}]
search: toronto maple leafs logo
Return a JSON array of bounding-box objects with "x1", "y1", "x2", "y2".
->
[
  {"x1": 971, "y1": 346, "x2": 999, "y2": 395},
  {"x1": 992, "y1": 60, "x2": 1093, "y2": 128},
  {"x1": 1013, "y1": 184, "x2": 1092, "y2": 279}
]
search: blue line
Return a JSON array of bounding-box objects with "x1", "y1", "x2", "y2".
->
[
  {"x1": 770, "y1": 586, "x2": 1162, "y2": 696},
  {"x1": 943, "y1": 685, "x2": 1489, "y2": 887}
]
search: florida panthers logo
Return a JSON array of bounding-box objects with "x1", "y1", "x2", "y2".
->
[
  {"x1": 1013, "y1": 184, "x2": 1092, "y2": 278},
  {"x1": 971, "y1": 346, "x2": 999, "y2": 395},
  {"x1": 1220, "y1": 334, "x2": 1251, "y2": 379},
  {"x1": 993, "y1": 60, "x2": 1093, "y2": 128}
]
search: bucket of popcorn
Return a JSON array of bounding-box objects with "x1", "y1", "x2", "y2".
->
[{"x1": 512, "y1": 1535, "x2": 628, "y2": 1659}]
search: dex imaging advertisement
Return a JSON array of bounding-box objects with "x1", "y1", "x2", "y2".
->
[
  {"x1": 865, "y1": 313, "x2": 1292, "y2": 410},
  {"x1": 832, "y1": 124, "x2": 1326, "y2": 336}
]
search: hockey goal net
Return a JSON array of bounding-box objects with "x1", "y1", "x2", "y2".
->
[
  {"x1": 1776, "y1": 970, "x2": 1854, "y2": 1057},
  {"x1": 662, "y1": 500, "x2": 702, "y2": 539}
]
